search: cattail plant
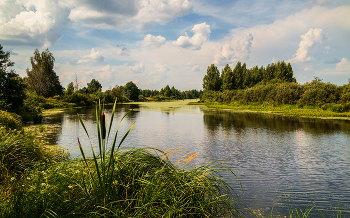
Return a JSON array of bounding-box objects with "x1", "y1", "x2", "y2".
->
[{"x1": 77, "y1": 98, "x2": 134, "y2": 205}]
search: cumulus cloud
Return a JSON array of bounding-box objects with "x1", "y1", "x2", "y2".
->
[
  {"x1": 129, "y1": 63, "x2": 145, "y2": 73},
  {"x1": 142, "y1": 34, "x2": 166, "y2": 48},
  {"x1": 335, "y1": 58, "x2": 350, "y2": 72},
  {"x1": 77, "y1": 48, "x2": 105, "y2": 64},
  {"x1": 155, "y1": 64, "x2": 169, "y2": 73},
  {"x1": 289, "y1": 28, "x2": 325, "y2": 63},
  {"x1": 65, "y1": 0, "x2": 192, "y2": 29},
  {"x1": 213, "y1": 33, "x2": 253, "y2": 65},
  {"x1": 114, "y1": 47, "x2": 129, "y2": 56},
  {"x1": 172, "y1": 22, "x2": 211, "y2": 50},
  {"x1": 0, "y1": 0, "x2": 69, "y2": 47}
]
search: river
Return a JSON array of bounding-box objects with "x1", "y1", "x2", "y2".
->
[{"x1": 41, "y1": 101, "x2": 350, "y2": 217}]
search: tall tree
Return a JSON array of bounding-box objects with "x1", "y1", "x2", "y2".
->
[
  {"x1": 87, "y1": 79, "x2": 102, "y2": 94},
  {"x1": 203, "y1": 64, "x2": 221, "y2": 91},
  {"x1": 233, "y1": 62, "x2": 243, "y2": 89},
  {"x1": 0, "y1": 45, "x2": 26, "y2": 110},
  {"x1": 26, "y1": 49, "x2": 63, "y2": 97},
  {"x1": 125, "y1": 81, "x2": 140, "y2": 101},
  {"x1": 66, "y1": 82, "x2": 74, "y2": 95},
  {"x1": 222, "y1": 65, "x2": 234, "y2": 91}
]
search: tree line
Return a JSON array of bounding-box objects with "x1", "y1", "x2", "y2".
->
[
  {"x1": 0, "y1": 46, "x2": 201, "y2": 122},
  {"x1": 203, "y1": 61, "x2": 296, "y2": 92},
  {"x1": 201, "y1": 62, "x2": 350, "y2": 112}
]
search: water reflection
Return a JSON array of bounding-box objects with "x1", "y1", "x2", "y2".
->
[
  {"x1": 201, "y1": 108, "x2": 350, "y2": 217},
  {"x1": 202, "y1": 108, "x2": 350, "y2": 134},
  {"x1": 39, "y1": 105, "x2": 350, "y2": 217}
]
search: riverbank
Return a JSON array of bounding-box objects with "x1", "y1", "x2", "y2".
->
[{"x1": 190, "y1": 101, "x2": 350, "y2": 120}]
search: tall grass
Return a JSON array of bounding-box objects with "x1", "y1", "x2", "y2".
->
[
  {"x1": 0, "y1": 110, "x2": 23, "y2": 131},
  {"x1": 0, "y1": 127, "x2": 67, "y2": 183},
  {"x1": 2, "y1": 99, "x2": 240, "y2": 217}
]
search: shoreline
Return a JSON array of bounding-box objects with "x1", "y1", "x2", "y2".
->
[{"x1": 191, "y1": 102, "x2": 350, "y2": 121}]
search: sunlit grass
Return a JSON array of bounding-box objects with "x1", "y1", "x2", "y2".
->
[
  {"x1": 0, "y1": 99, "x2": 240, "y2": 217},
  {"x1": 201, "y1": 102, "x2": 350, "y2": 119}
]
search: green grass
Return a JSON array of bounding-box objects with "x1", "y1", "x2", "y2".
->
[
  {"x1": 0, "y1": 100, "x2": 346, "y2": 217},
  {"x1": 199, "y1": 101, "x2": 350, "y2": 119},
  {"x1": 0, "y1": 110, "x2": 23, "y2": 131},
  {"x1": 1, "y1": 148, "x2": 240, "y2": 217},
  {"x1": 0, "y1": 99, "x2": 240, "y2": 217}
]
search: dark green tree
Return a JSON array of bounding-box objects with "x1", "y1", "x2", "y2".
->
[
  {"x1": 164, "y1": 85, "x2": 171, "y2": 97},
  {"x1": 125, "y1": 81, "x2": 140, "y2": 101},
  {"x1": 222, "y1": 65, "x2": 234, "y2": 91},
  {"x1": 203, "y1": 64, "x2": 221, "y2": 91},
  {"x1": 87, "y1": 79, "x2": 102, "y2": 94},
  {"x1": 26, "y1": 49, "x2": 63, "y2": 97},
  {"x1": 66, "y1": 82, "x2": 74, "y2": 95},
  {"x1": 0, "y1": 45, "x2": 26, "y2": 110},
  {"x1": 233, "y1": 62, "x2": 243, "y2": 89}
]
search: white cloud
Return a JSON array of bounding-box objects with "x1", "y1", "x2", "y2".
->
[
  {"x1": 172, "y1": 22, "x2": 211, "y2": 50},
  {"x1": 289, "y1": 28, "x2": 325, "y2": 63},
  {"x1": 304, "y1": 67, "x2": 313, "y2": 71},
  {"x1": 66, "y1": 0, "x2": 192, "y2": 29},
  {"x1": 336, "y1": 58, "x2": 350, "y2": 72},
  {"x1": 0, "y1": 0, "x2": 69, "y2": 47},
  {"x1": 77, "y1": 48, "x2": 105, "y2": 64},
  {"x1": 191, "y1": 65, "x2": 200, "y2": 71},
  {"x1": 155, "y1": 64, "x2": 169, "y2": 73},
  {"x1": 99, "y1": 65, "x2": 112, "y2": 79},
  {"x1": 142, "y1": 34, "x2": 166, "y2": 48},
  {"x1": 115, "y1": 47, "x2": 129, "y2": 56},
  {"x1": 213, "y1": 33, "x2": 253, "y2": 65},
  {"x1": 129, "y1": 63, "x2": 145, "y2": 73}
]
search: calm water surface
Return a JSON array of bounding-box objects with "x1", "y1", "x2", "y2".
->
[{"x1": 44, "y1": 104, "x2": 350, "y2": 217}]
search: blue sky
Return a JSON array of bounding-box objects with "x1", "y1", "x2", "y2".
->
[{"x1": 1, "y1": 0, "x2": 350, "y2": 91}]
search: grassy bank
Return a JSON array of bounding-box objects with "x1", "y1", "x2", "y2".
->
[
  {"x1": 192, "y1": 101, "x2": 350, "y2": 119},
  {"x1": 0, "y1": 104, "x2": 345, "y2": 217},
  {"x1": 0, "y1": 102, "x2": 240, "y2": 217}
]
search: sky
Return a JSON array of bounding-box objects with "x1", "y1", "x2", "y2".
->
[{"x1": 1, "y1": 0, "x2": 350, "y2": 91}]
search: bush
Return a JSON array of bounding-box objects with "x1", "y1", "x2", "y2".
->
[
  {"x1": 0, "y1": 110, "x2": 23, "y2": 131},
  {"x1": 0, "y1": 127, "x2": 67, "y2": 181}
]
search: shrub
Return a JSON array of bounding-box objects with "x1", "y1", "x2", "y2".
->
[
  {"x1": 0, "y1": 127, "x2": 67, "y2": 181},
  {"x1": 0, "y1": 110, "x2": 23, "y2": 131}
]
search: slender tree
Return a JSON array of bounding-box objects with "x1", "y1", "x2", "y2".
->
[
  {"x1": 222, "y1": 65, "x2": 234, "y2": 91},
  {"x1": 203, "y1": 64, "x2": 221, "y2": 91},
  {"x1": 26, "y1": 49, "x2": 63, "y2": 97}
]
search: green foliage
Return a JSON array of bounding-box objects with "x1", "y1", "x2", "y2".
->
[
  {"x1": 2, "y1": 100, "x2": 239, "y2": 217},
  {"x1": 65, "y1": 82, "x2": 74, "y2": 95},
  {"x1": 0, "y1": 127, "x2": 67, "y2": 182},
  {"x1": 25, "y1": 49, "x2": 63, "y2": 97},
  {"x1": 0, "y1": 45, "x2": 26, "y2": 111},
  {"x1": 201, "y1": 76, "x2": 350, "y2": 113},
  {"x1": 203, "y1": 64, "x2": 222, "y2": 91},
  {"x1": 222, "y1": 64, "x2": 234, "y2": 91},
  {"x1": 86, "y1": 79, "x2": 102, "y2": 94},
  {"x1": 22, "y1": 92, "x2": 44, "y2": 123},
  {"x1": 205, "y1": 61, "x2": 297, "y2": 92},
  {"x1": 0, "y1": 110, "x2": 23, "y2": 131},
  {"x1": 125, "y1": 81, "x2": 140, "y2": 101}
]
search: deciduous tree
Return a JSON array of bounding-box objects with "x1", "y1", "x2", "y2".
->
[
  {"x1": 26, "y1": 49, "x2": 63, "y2": 97},
  {"x1": 0, "y1": 45, "x2": 26, "y2": 110}
]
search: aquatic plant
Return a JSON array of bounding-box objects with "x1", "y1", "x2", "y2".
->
[{"x1": 77, "y1": 98, "x2": 135, "y2": 205}]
